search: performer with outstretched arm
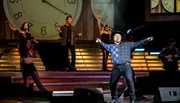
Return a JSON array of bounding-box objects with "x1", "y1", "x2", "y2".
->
[
  {"x1": 96, "y1": 31, "x2": 153, "y2": 103},
  {"x1": 97, "y1": 14, "x2": 112, "y2": 71},
  {"x1": 6, "y1": 21, "x2": 38, "y2": 70},
  {"x1": 19, "y1": 39, "x2": 48, "y2": 100}
]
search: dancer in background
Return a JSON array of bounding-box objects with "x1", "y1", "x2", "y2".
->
[
  {"x1": 96, "y1": 31, "x2": 153, "y2": 103},
  {"x1": 20, "y1": 39, "x2": 48, "y2": 100},
  {"x1": 6, "y1": 21, "x2": 38, "y2": 70},
  {"x1": 97, "y1": 14, "x2": 112, "y2": 71},
  {"x1": 57, "y1": 15, "x2": 82, "y2": 71}
]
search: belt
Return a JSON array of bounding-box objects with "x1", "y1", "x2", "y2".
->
[{"x1": 114, "y1": 62, "x2": 130, "y2": 66}]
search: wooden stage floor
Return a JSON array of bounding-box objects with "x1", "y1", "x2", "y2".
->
[
  {"x1": 0, "y1": 95, "x2": 154, "y2": 103},
  {"x1": 0, "y1": 97, "x2": 153, "y2": 103}
]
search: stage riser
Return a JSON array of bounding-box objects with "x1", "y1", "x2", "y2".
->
[
  {"x1": 0, "y1": 71, "x2": 148, "y2": 92},
  {"x1": 12, "y1": 77, "x2": 124, "y2": 83},
  {"x1": 12, "y1": 71, "x2": 149, "y2": 76},
  {"x1": 33, "y1": 84, "x2": 120, "y2": 91}
]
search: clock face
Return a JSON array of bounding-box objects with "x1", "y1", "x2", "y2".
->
[
  {"x1": 151, "y1": 0, "x2": 160, "y2": 9},
  {"x1": 91, "y1": 0, "x2": 114, "y2": 28},
  {"x1": 176, "y1": 0, "x2": 180, "y2": 12},
  {"x1": 161, "y1": 0, "x2": 174, "y2": 13},
  {"x1": 3, "y1": 0, "x2": 82, "y2": 40}
]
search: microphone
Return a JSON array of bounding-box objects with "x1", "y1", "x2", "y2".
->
[{"x1": 127, "y1": 29, "x2": 132, "y2": 35}]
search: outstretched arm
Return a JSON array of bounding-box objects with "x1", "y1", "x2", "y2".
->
[
  {"x1": 73, "y1": 26, "x2": 82, "y2": 37},
  {"x1": 130, "y1": 37, "x2": 153, "y2": 50},
  {"x1": 6, "y1": 21, "x2": 19, "y2": 32},
  {"x1": 96, "y1": 38, "x2": 111, "y2": 53},
  {"x1": 97, "y1": 14, "x2": 102, "y2": 35}
]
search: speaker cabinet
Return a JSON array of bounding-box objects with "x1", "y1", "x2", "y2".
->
[
  {"x1": 153, "y1": 87, "x2": 180, "y2": 103},
  {"x1": 73, "y1": 88, "x2": 104, "y2": 103}
]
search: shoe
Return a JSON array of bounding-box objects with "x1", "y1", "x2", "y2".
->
[
  {"x1": 43, "y1": 91, "x2": 51, "y2": 101},
  {"x1": 64, "y1": 67, "x2": 69, "y2": 71},
  {"x1": 70, "y1": 67, "x2": 77, "y2": 71},
  {"x1": 140, "y1": 96, "x2": 146, "y2": 99},
  {"x1": 17, "y1": 97, "x2": 22, "y2": 101},
  {"x1": 130, "y1": 100, "x2": 135, "y2": 103},
  {"x1": 102, "y1": 68, "x2": 109, "y2": 71},
  {"x1": 136, "y1": 95, "x2": 146, "y2": 100},
  {"x1": 111, "y1": 99, "x2": 118, "y2": 103}
]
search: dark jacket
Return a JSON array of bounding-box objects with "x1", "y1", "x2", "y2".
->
[
  {"x1": 158, "y1": 47, "x2": 180, "y2": 71},
  {"x1": 59, "y1": 24, "x2": 79, "y2": 45}
]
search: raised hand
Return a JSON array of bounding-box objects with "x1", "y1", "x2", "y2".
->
[
  {"x1": 78, "y1": 33, "x2": 82, "y2": 36},
  {"x1": 96, "y1": 38, "x2": 101, "y2": 43},
  {"x1": 147, "y1": 37, "x2": 154, "y2": 41},
  {"x1": 56, "y1": 27, "x2": 62, "y2": 32},
  {"x1": 96, "y1": 14, "x2": 101, "y2": 19}
]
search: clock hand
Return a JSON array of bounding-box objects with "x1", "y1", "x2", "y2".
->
[{"x1": 42, "y1": 0, "x2": 70, "y2": 16}]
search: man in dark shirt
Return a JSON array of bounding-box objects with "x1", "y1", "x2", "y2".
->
[
  {"x1": 158, "y1": 39, "x2": 180, "y2": 72},
  {"x1": 66, "y1": 25, "x2": 71, "y2": 41},
  {"x1": 57, "y1": 15, "x2": 82, "y2": 71},
  {"x1": 96, "y1": 31, "x2": 153, "y2": 103},
  {"x1": 158, "y1": 39, "x2": 180, "y2": 86}
]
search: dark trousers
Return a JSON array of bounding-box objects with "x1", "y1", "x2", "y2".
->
[
  {"x1": 110, "y1": 63, "x2": 135, "y2": 101},
  {"x1": 22, "y1": 64, "x2": 47, "y2": 96},
  {"x1": 61, "y1": 45, "x2": 70, "y2": 69},
  {"x1": 117, "y1": 68, "x2": 135, "y2": 97},
  {"x1": 66, "y1": 42, "x2": 76, "y2": 68},
  {"x1": 100, "y1": 46, "x2": 109, "y2": 70}
]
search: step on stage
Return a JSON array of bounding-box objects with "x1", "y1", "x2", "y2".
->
[{"x1": 0, "y1": 71, "x2": 153, "y2": 103}]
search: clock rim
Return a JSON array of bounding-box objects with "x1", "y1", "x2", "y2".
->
[
  {"x1": 161, "y1": 0, "x2": 174, "y2": 13},
  {"x1": 3, "y1": 0, "x2": 83, "y2": 40},
  {"x1": 3, "y1": 0, "x2": 19, "y2": 28},
  {"x1": 90, "y1": 0, "x2": 113, "y2": 27},
  {"x1": 151, "y1": 0, "x2": 160, "y2": 9}
]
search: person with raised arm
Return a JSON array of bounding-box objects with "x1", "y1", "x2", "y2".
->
[
  {"x1": 19, "y1": 39, "x2": 48, "y2": 100},
  {"x1": 96, "y1": 31, "x2": 153, "y2": 103},
  {"x1": 97, "y1": 14, "x2": 112, "y2": 71},
  {"x1": 6, "y1": 21, "x2": 38, "y2": 70}
]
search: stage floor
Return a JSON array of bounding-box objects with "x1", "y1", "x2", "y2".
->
[{"x1": 0, "y1": 95, "x2": 154, "y2": 103}]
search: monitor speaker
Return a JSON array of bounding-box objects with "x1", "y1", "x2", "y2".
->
[
  {"x1": 153, "y1": 87, "x2": 180, "y2": 103},
  {"x1": 73, "y1": 88, "x2": 104, "y2": 103}
]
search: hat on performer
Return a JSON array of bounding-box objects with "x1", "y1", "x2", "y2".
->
[
  {"x1": 168, "y1": 38, "x2": 176, "y2": 45},
  {"x1": 112, "y1": 31, "x2": 126, "y2": 41}
]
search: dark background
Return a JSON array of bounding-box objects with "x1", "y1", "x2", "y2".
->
[{"x1": 115, "y1": 0, "x2": 180, "y2": 51}]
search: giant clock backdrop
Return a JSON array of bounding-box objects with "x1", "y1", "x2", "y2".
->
[
  {"x1": 3, "y1": 0, "x2": 82, "y2": 40},
  {"x1": 0, "y1": 0, "x2": 119, "y2": 40}
]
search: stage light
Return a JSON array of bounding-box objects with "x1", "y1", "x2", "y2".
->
[
  {"x1": 134, "y1": 48, "x2": 145, "y2": 52},
  {"x1": 126, "y1": 29, "x2": 132, "y2": 35},
  {"x1": 150, "y1": 52, "x2": 160, "y2": 55}
]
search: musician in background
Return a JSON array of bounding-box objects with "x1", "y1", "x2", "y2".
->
[
  {"x1": 158, "y1": 39, "x2": 180, "y2": 86},
  {"x1": 158, "y1": 39, "x2": 180, "y2": 72}
]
